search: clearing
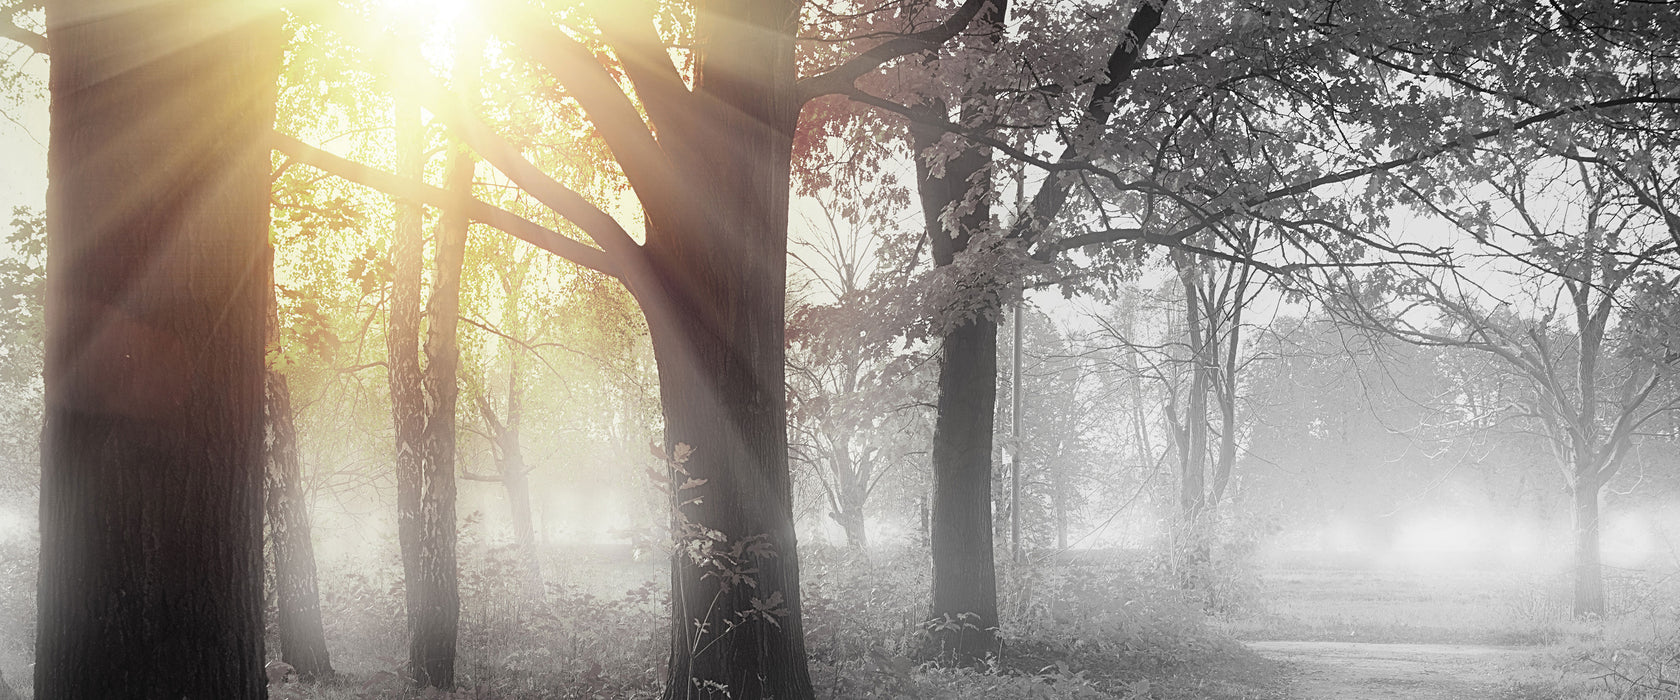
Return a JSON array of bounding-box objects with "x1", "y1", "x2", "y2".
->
[{"x1": 1248, "y1": 640, "x2": 1539, "y2": 699}]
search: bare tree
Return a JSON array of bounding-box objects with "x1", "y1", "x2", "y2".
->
[{"x1": 1331, "y1": 146, "x2": 1680, "y2": 616}]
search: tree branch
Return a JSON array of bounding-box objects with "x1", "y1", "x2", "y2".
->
[
  {"x1": 412, "y1": 78, "x2": 645, "y2": 260},
  {"x1": 1, "y1": 0, "x2": 45, "y2": 53},
  {"x1": 592, "y1": 2, "x2": 692, "y2": 146},
  {"x1": 1167, "y1": 94, "x2": 1680, "y2": 242},
  {"x1": 271, "y1": 131, "x2": 616, "y2": 276},
  {"x1": 481, "y1": 1, "x2": 689, "y2": 231},
  {"x1": 796, "y1": 0, "x2": 997, "y2": 103}
]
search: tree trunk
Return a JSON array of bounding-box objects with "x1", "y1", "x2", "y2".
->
[
  {"x1": 1572, "y1": 479, "x2": 1605, "y2": 617},
  {"x1": 645, "y1": 297, "x2": 812, "y2": 700},
  {"x1": 1010, "y1": 303, "x2": 1024, "y2": 561},
  {"x1": 265, "y1": 281, "x2": 335, "y2": 681},
  {"x1": 909, "y1": 0, "x2": 1007, "y2": 661},
  {"x1": 490, "y1": 371, "x2": 542, "y2": 600},
  {"x1": 1175, "y1": 262, "x2": 1212, "y2": 589},
  {"x1": 36, "y1": 2, "x2": 282, "y2": 696},
  {"x1": 406, "y1": 99, "x2": 474, "y2": 690},
  {"x1": 487, "y1": 225, "x2": 541, "y2": 598},
  {"x1": 0, "y1": 669, "x2": 18, "y2": 700},
  {"x1": 926, "y1": 318, "x2": 1001, "y2": 663},
  {"x1": 388, "y1": 81, "x2": 467, "y2": 687},
  {"x1": 386, "y1": 90, "x2": 442, "y2": 688},
  {"x1": 1051, "y1": 440, "x2": 1069, "y2": 552},
  {"x1": 831, "y1": 445, "x2": 869, "y2": 548},
  {"x1": 637, "y1": 3, "x2": 813, "y2": 697}
]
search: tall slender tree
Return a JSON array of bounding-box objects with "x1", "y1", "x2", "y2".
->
[{"x1": 265, "y1": 274, "x2": 335, "y2": 682}]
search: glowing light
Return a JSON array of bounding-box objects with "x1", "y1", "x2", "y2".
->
[{"x1": 374, "y1": 0, "x2": 477, "y2": 26}]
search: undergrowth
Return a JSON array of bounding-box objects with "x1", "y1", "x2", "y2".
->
[{"x1": 262, "y1": 542, "x2": 1277, "y2": 699}]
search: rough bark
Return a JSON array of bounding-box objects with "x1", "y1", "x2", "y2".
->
[
  {"x1": 1572, "y1": 477, "x2": 1605, "y2": 617},
  {"x1": 925, "y1": 317, "x2": 1001, "y2": 663},
  {"x1": 1010, "y1": 304, "x2": 1023, "y2": 561},
  {"x1": 829, "y1": 445, "x2": 870, "y2": 548},
  {"x1": 265, "y1": 281, "x2": 334, "y2": 681},
  {"x1": 910, "y1": 0, "x2": 1007, "y2": 659},
  {"x1": 35, "y1": 1, "x2": 282, "y2": 696},
  {"x1": 409, "y1": 80, "x2": 472, "y2": 690},
  {"x1": 633, "y1": 3, "x2": 813, "y2": 697},
  {"x1": 385, "y1": 88, "x2": 444, "y2": 688}
]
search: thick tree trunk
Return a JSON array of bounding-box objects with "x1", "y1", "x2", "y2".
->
[
  {"x1": 638, "y1": 3, "x2": 813, "y2": 697},
  {"x1": 387, "y1": 82, "x2": 467, "y2": 687},
  {"x1": 36, "y1": 2, "x2": 282, "y2": 696},
  {"x1": 265, "y1": 284, "x2": 334, "y2": 681},
  {"x1": 907, "y1": 0, "x2": 1011, "y2": 665},
  {"x1": 927, "y1": 318, "x2": 1001, "y2": 663},
  {"x1": 1572, "y1": 480, "x2": 1605, "y2": 617}
]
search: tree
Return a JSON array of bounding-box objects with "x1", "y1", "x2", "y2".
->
[
  {"x1": 265, "y1": 278, "x2": 335, "y2": 682},
  {"x1": 893, "y1": 0, "x2": 1163, "y2": 664},
  {"x1": 1330, "y1": 144, "x2": 1680, "y2": 616},
  {"x1": 382, "y1": 23, "x2": 480, "y2": 686},
  {"x1": 34, "y1": 0, "x2": 283, "y2": 695},
  {"x1": 276, "y1": 0, "x2": 1001, "y2": 695},
  {"x1": 464, "y1": 245, "x2": 544, "y2": 600},
  {"x1": 786, "y1": 214, "x2": 922, "y2": 549},
  {"x1": 1160, "y1": 234, "x2": 1263, "y2": 588}
]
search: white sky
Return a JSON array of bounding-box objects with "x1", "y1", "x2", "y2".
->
[{"x1": 0, "y1": 54, "x2": 48, "y2": 218}]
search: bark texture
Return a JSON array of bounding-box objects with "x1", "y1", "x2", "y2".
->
[
  {"x1": 913, "y1": 63, "x2": 1005, "y2": 661},
  {"x1": 265, "y1": 283, "x2": 334, "y2": 681},
  {"x1": 36, "y1": 1, "x2": 282, "y2": 696},
  {"x1": 634, "y1": 3, "x2": 814, "y2": 696},
  {"x1": 387, "y1": 86, "x2": 466, "y2": 687},
  {"x1": 925, "y1": 317, "x2": 1001, "y2": 662},
  {"x1": 1572, "y1": 479, "x2": 1605, "y2": 616}
]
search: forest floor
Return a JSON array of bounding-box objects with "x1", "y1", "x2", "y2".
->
[
  {"x1": 1247, "y1": 640, "x2": 1538, "y2": 699},
  {"x1": 1225, "y1": 552, "x2": 1680, "y2": 700}
]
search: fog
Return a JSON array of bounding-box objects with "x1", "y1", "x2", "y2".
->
[{"x1": 4, "y1": 1, "x2": 1680, "y2": 698}]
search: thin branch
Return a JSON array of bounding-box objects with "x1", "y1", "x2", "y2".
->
[{"x1": 796, "y1": 0, "x2": 996, "y2": 103}]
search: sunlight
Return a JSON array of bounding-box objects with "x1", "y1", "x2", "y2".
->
[
  {"x1": 367, "y1": 0, "x2": 479, "y2": 73},
  {"x1": 372, "y1": 0, "x2": 476, "y2": 26}
]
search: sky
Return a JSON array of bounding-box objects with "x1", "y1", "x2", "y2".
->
[{"x1": 0, "y1": 53, "x2": 47, "y2": 220}]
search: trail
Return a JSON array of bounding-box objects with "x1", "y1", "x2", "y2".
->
[{"x1": 1248, "y1": 640, "x2": 1537, "y2": 699}]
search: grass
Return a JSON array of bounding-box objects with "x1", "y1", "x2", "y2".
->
[
  {"x1": 260, "y1": 543, "x2": 1285, "y2": 699},
  {"x1": 1220, "y1": 550, "x2": 1680, "y2": 700},
  {"x1": 1222, "y1": 563, "x2": 1578, "y2": 646}
]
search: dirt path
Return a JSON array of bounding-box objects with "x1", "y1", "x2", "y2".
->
[{"x1": 1248, "y1": 640, "x2": 1535, "y2": 699}]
